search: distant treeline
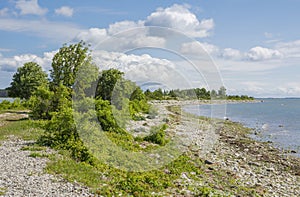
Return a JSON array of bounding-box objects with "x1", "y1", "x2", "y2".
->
[
  {"x1": 144, "y1": 87, "x2": 254, "y2": 100},
  {"x1": 0, "y1": 89, "x2": 8, "y2": 97}
]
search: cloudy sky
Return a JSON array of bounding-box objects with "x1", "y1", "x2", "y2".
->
[{"x1": 1, "y1": 0, "x2": 300, "y2": 97}]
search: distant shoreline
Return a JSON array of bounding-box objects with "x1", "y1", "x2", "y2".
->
[{"x1": 150, "y1": 99, "x2": 260, "y2": 106}]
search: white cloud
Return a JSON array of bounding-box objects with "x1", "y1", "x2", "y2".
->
[
  {"x1": 108, "y1": 20, "x2": 144, "y2": 35},
  {"x1": 55, "y1": 6, "x2": 74, "y2": 17},
  {"x1": 247, "y1": 46, "x2": 282, "y2": 61},
  {"x1": 0, "y1": 18, "x2": 83, "y2": 41},
  {"x1": 91, "y1": 50, "x2": 193, "y2": 89},
  {"x1": 76, "y1": 28, "x2": 108, "y2": 44},
  {"x1": 221, "y1": 48, "x2": 243, "y2": 60},
  {"x1": 145, "y1": 4, "x2": 214, "y2": 38},
  {"x1": 15, "y1": 0, "x2": 48, "y2": 16},
  {"x1": 180, "y1": 41, "x2": 219, "y2": 56},
  {"x1": 275, "y1": 40, "x2": 300, "y2": 58},
  {"x1": 0, "y1": 8, "x2": 9, "y2": 17},
  {"x1": 75, "y1": 27, "x2": 166, "y2": 50},
  {"x1": 0, "y1": 51, "x2": 56, "y2": 73}
]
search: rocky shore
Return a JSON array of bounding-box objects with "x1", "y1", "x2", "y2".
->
[
  {"x1": 0, "y1": 136, "x2": 93, "y2": 197},
  {"x1": 129, "y1": 100, "x2": 300, "y2": 196}
]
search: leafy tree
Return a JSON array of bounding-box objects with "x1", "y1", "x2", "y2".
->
[
  {"x1": 153, "y1": 88, "x2": 163, "y2": 100},
  {"x1": 8, "y1": 62, "x2": 48, "y2": 99},
  {"x1": 210, "y1": 89, "x2": 217, "y2": 99},
  {"x1": 218, "y1": 86, "x2": 227, "y2": 99},
  {"x1": 96, "y1": 69, "x2": 124, "y2": 101},
  {"x1": 50, "y1": 41, "x2": 90, "y2": 89}
]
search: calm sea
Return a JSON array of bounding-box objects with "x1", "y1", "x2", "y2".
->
[
  {"x1": 0, "y1": 97, "x2": 14, "y2": 102},
  {"x1": 183, "y1": 98, "x2": 300, "y2": 157}
]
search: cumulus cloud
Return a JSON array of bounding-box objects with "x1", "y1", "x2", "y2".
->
[
  {"x1": 108, "y1": 20, "x2": 144, "y2": 35},
  {"x1": 91, "y1": 50, "x2": 193, "y2": 89},
  {"x1": 180, "y1": 41, "x2": 219, "y2": 56},
  {"x1": 15, "y1": 0, "x2": 48, "y2": 16},
  {"x1": 75, "y1": 27, "x2": 166, "y2": 50},
  {"x1": 145, "y1": 4, "x2": 214, "y2": 38},
  {"x1": 247, "y1": 46, "x2": 282, "y2": 61},
  {"x1": 0, "y1": 51, "x2": 56, "y2": 73},
  {"x1": 76, "y1": 28, "x2": 108, "y2": 44},
  {"x1": 55, "y1": 6, "x2": 74, "y2": 17}
]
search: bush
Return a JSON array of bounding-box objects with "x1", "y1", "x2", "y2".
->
[
  {"x1": 0, "y1": 98, "x2": 24, "y2": 110},
  {"x1": 38, "y1": 105, "x2": 94, "y2": 164},
  {"x1": 144, "y1": 124, "x2": 169, "y2": 145}
]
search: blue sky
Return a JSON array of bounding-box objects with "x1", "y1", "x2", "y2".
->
[{"x1": 1, "y1": 0, "x2": 300, "y2": 97}]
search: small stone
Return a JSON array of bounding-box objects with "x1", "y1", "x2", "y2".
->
[
  {"x1": 204, "y1": 160, "x2": 214, "y2": 165},
  {"x1": 208, "y1": 167, "x2": 214, "y2": 171},
  {"x1": 266, "y1": 167, "x2": 275, "y2": 172}
]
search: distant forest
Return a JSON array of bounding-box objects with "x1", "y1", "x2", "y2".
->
[
  {"x1": 144, "y1": 87, "x2": 254, "y2": 100},
  {"x1": 0, "y1": 89, "x2": 8, "y2": 97}
]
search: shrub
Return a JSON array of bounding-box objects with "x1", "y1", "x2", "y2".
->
[
  {"x1": 38, "y1": 105, "x2": 94, "y2": 164},
  {"x1": 144, "y1": 124, "x2": 169, "y2": 145}
]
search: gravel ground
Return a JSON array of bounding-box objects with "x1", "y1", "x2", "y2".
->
[
  {"x1": 127, "y1": 100, "x2": 300, "y2": 196},
  {"x1": 0, "y1": 137, "x2": 93, "y2": 197}
]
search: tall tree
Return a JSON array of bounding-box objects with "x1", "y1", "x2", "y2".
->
[
  {"x1": 8, "y1": 62, "x2": 48, "y2": 99},
  {"x1": 50, "y1": 41, "x2": 89, "y2": 89},
  {"x1": 218, "y1": 86, "x2": 227, "y2": 99}
]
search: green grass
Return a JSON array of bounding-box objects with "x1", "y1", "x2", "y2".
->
[
  {"x1": 0, "y1": 119, "x2": 44, "y2": 141},
  {"x1": 28, "y1": 152, "x2": 51, "y2": 158},
  {"x1": 45, "y1": 151, "x2": 221, "y2": 196},
  {"x1": 21, "y1": 145, "x2": 47, "y2": 151}
]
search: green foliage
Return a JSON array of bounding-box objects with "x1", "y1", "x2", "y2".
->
[
  {"x1": 144, "y1": 124, "x2": 169, "y2": 145},
  {"x1": 28, "y1": 85, "x2": 54, "y2": 119},
  {"x1": 95, "y1": 98, "x2": 119, "y2": 132},
  {"x1": 50, "y1": 41, "x2": 90, "y2": 89},
  {"x1": 8, "y1": 62, "x2": 48, "y2": 99},
  {"x1": 38, "y1": 104, "x2": 94, "y2": 163},
  {"x1": 218, "y1": 86, "x2": 227, "y2": 99},
  {"x1": 227, "y1": 94, "x2": 254, "y2": 100},
  {"x1": 96, "y1": 69, "x2": 124, "y2": 101},
  {"x1": 28, "y1": 84, "x2": 71, "y2": 120},
  {"x1": 145, "y1": 86, "x2": 253, "y2": 100},
  {"x1": 0, "y1": 98, "x2": 25, "y2": 110},
  {"x1": 28, "y1": 152, "x2": 49, "y2": 158}
]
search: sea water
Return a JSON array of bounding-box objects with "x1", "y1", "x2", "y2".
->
[
  {"x1": 0, "y1": 98, "x2": 14, "y2": 102},
  {"x1": 183, "y1": 98, "x2": 300, "y2": 157}
]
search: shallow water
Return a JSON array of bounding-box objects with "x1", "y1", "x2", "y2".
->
[{"x1": 183, "y1": 98, "x2": 300, "y2": 157}]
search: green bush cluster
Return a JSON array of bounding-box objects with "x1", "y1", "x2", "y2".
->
[
  {"x1": 144, "y1": 124, "x2": 169, "y2": 145},
  {"x1": 0, "y1": 98, "x2": 25, "y2": 110}
]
